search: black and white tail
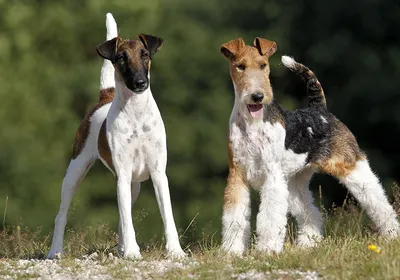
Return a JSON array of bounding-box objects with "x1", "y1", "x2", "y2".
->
[
  {"x1": 281, "y1": 56, "x2": 326, "y2": 109},
  {"x1": 100, "y1": 13, "x2": 118, "y2": 91}
]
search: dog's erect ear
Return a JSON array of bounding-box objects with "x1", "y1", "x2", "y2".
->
[
  {"x1": 221, "y1": 38, "x2": 245, "y2": 60},
  {"x1": 138, "y1": 34, "x2": 163, "y2": 57},
  {"x1": 96, "y1": 37, "x2": 120, "y2": 62},
  {"x1": 253, "y1": 37, "x2": 277, "y2": 57}
]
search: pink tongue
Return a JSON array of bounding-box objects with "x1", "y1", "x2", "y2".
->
[{"x1": 248, "y1": 104, "x2": 264, "y2": 118}]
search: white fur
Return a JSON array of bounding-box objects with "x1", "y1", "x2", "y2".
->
[
  {"x1": 221, "y1": 185, "x2": 251, "y2": 254},
  {"x1": 48, "y1": 13, "x2": 119, "y2": 260},
  {"x1": 223, "y1": 101, "x2": 310, "y2": 255},
  {"x1": 288, "y1": 168, "x2": 323, "y2": 247},
  {"x1": 281, "y1": 55, "x2": 296, "y2": 69},
  {"x1": 340, "y1": 159, "x2": 399, "y2": 237},
  {"x1": 48, "y1": 13, "x2": 185, "y2": 260},
  {"x1": 47, "y1": 104, "x2": 110, "y2": 259},
  {"x1": 100, "y1": 14, "x2": 118, "y2": 90},
  {"x1": 320, "y1": 116, "x2": 328, "y2": 124},
  {"x1": 106, "y1": 81, "x2": 184, "y2": 259}
]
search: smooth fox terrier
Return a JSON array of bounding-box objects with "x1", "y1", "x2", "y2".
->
[
  {"x1": 47, "y1": 13, "x2": 185, "y2": 259},
  {"x1": 220, "y1": 37, "x2": 399, "y2": 255}
]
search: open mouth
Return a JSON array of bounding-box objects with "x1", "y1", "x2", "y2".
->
[{"x1": 247, "y1": 104, "x2": 264, "y2": 118}]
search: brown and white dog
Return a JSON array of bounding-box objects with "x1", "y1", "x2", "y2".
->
[
  {"x1": 47, "y1": 13, "x2": 185, "y2": 259},
  {"x1": 220, "y1": 37, "x2": 399, "y2": 255}
]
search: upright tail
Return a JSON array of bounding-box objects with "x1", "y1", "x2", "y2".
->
[
  {"x1": 281, "y1": 56, "x2": 326, "y2": 109},
  {"x1": 100, "y1": 13, "x2": 118, "y2": 92}
]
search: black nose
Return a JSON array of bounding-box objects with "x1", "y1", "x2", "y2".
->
[
  {"x1": 135, "y1": 79, "x2": 148, "y2": 90},
  {"x1": 251, "y1": 92, "x2": 264, "y2": 103}
]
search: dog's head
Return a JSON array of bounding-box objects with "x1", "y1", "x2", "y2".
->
[
  {"x1": 221, "y1": 37, "x2": 277, "y2": 119},
  {"x1": 96, "y1": 34, "x2": 163, "y2": 93}
]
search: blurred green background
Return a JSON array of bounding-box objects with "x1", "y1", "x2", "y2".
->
[{"x1": 1, "y1": 0, "x2": 400, "y2": 245}]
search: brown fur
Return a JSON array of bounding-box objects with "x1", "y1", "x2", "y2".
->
[
  {"x1": 316, "y1": 120, "x2": 366, "y2": 178},
  {"x1": 98, "y1": 119, "x2": 114, "y2": 172},
  {"x1": 71, "y1": 88, "x2": 114, "y2": 159},
  {"x1": 113, "y1": 39, "x2": 150, "y2": 79},
  {"x1": 224, "y1": 142, "x2": 247, "y2": 210},
  {"x1": 221, "y1": 38, "x2": 277, "y2": 105}
]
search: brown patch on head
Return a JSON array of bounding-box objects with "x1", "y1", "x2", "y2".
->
[
  {"x1": 98, "y1": 119, "x2": 114, "y2": 172},
  {"x1": 96, "y1": 34, "x2": 163, "y2": 93},
  {"x1": 224, "y1": 141, "x2": 248, "y2": 210},
  {"x1": 220, "y1": 37, "x2": 277, "y2": 105},
  {"x1": 315, "y1": 119, "x2": 366, "y2": 178},
  {"x1": 72, "y1": 88, "x2": 115, "y2": 159}
]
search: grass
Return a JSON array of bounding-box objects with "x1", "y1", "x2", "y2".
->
[{"x1": 0, "y1": 186, "x2": 400, "y2": 279}]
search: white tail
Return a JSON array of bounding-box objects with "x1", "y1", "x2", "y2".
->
[
  {"x1": 106, "y1": 13, "x2": 118, "y2": 40},
  {"x1": 100, "y1": 13, "x2": 118, "y2": 90},
  {"x1": 281, "y1": 55, "x2": 296, "y2": 69}
]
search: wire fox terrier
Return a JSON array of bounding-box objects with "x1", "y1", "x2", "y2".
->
[
  {"x1": 220, "y1": 37, "x2": 399, "y2": 255},
  {"x1": 47, "y1": 13, "x2": 185, "y2": 259}
]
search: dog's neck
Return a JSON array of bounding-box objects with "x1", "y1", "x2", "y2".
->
[
  {"x1": 230, "y1": 101, "x2": 262, "y2": 129},
  {"x1": 113, "y1": 76, "x2": 153, "y2": 111}
]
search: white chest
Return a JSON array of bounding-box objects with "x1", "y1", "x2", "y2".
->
[
  {"x1": 106, "y1": 92, "x2": 167, "y2": 182},
  {"x1": 229, "y1": 120, "x2": 286, "y2": 188}
]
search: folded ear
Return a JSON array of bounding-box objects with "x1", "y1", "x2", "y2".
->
[
  {"x1": 253, "y1": 37, "x2": 277, "y2": 57},
  {"x1": 96, "y1": 37, "x2": 120, "y2": 62},
  {"x1": 220, "y1": 38, "x2": 245, "y2": 60},
  {"x1": 138, "y1": 34, "x2": 163, "y2": 57}
]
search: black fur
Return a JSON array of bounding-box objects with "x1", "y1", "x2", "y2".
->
[
  {"x1": 285, "y1": 59, "x2": 326, "y2": 109},
  {"x1": 263, "y1": 102, "x2": 337, "y2": 164},
  {"x1": 283, "y1": 106, "x2": 333, "y2": 162}
]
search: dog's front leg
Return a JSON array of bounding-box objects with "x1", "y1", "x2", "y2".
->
[
  {"x1": 256, "y1": 166, "x2": 288, "y2": 254},
  {"x1": 151, "y1": 171, "x2": 186, "y2": 259},
  {"x1": 221, "y1": 171, "x2": 251, "y2": 256},
  {"x1": 116, "y1": 172, "x2": 141, "y2": 258}
]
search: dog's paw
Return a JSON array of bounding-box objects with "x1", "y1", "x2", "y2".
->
[
  {"x1": 166, "y1": 248, "x2": 187, "y2": 260},
  {"x1": 255, "y1": 240, "x2": 283, "y2": 255},
  {"x1": 46, "y1": 251, "x2": 63, "y2": 260},
  {"x1": 118, "y1": 245, "x2": 142, "y2": 260},
  {"x1": 220, "y1": 245, "x2": 245, "y2": 257},
  {"x1": 296, "y1": 233, "x2": 323, "y2": 248},
  {"x1": 125, "y1": 252, "x2": 142, "y2": 260}
]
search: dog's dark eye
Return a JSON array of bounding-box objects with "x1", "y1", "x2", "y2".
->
[
  {"x1": 142, "y1": 51, "x2": 150, "y2": 59},
  {"x1": 115, "y1": 53, "x2": 125, "y2": 61},
  {"x1": 260, "y1": 63, "x2": 267, "y2": 70},
  {"x1": 237, "y1": 64, "x2": 246, "y2": 71}
]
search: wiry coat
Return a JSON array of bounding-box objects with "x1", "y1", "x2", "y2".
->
[{"x1": 220, "y1": 38, "x2": 399, "y2": 255}]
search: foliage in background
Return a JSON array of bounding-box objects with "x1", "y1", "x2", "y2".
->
[{"x1": 0, "y1": 0, "x2": 400, "y2": 242}]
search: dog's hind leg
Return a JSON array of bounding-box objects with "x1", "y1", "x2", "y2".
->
[
  {"x1": 47, "y1": 151, "x2": 96, "y2": 259},
  {"x1": 339, "y1": 159, "x2": 399, "y2": 238},
  {"x1": 288, "y1": 169, "x2": 323, "y2": 247},
  {"x1": 47, "y1": 103, "x2": 110, "y2": 259}
]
